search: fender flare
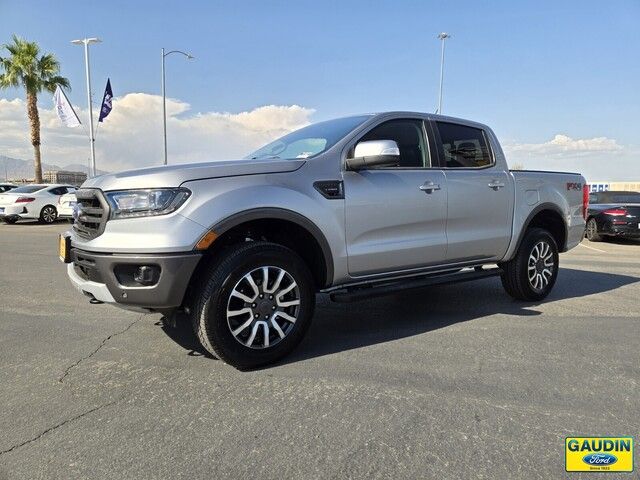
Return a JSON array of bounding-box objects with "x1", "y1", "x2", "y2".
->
[
  {"x1": 210, "y1": 207, "x2": 334, "y2": 287},
  {"x1": 509, "y1": 203, "x2": 568, "y2": 257}
]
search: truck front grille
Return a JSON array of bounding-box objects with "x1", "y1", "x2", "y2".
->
[{"x1": 73, "y1": 188, "x2": 109, "y2": 240}]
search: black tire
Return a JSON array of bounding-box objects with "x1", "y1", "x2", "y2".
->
[
  {"x1": 2, "y1": 217, "x2": 18, "y2": 224},
  {"x1": 39, "y1": 205, "x2": 57, "y2": 224},
  {"x1": 585, "y1": 218, "x2": 602, "y2": 242},
  {"x1": 191, "y1": 241, "x2": 315, "y2": 369},
  {"x1": 500, "y1": 227, "x2": 559, "y2": 301}
]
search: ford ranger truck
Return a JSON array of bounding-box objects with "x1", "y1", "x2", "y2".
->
[{"x1": 59, "y1": 112, "x2": 588, "y2": 369}]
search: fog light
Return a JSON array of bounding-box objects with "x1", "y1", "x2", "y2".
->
[{"x1": 134, "y1": 265, "x2": 160, "y2": 286}]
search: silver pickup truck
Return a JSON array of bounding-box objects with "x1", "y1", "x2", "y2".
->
[{"x1": 60, "y1": 112, "x2": 588, "y2": 369}]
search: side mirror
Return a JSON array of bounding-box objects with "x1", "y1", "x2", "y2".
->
[{"x1": 346, "y1": 140, "x2": 400, "y2": 170}]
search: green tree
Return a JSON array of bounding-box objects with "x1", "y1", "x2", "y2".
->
[{"x1": 0, "y1": 35, "x2": 70, "y2": 183}]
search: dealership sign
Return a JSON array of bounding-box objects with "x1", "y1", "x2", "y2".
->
[{"x1": 565, "y1": 437, "x2": 633, "y2": 472}]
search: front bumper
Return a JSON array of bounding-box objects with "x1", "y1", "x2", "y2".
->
[{"x1": 66, "y1": 247, "x2": 202, "y2": 311}]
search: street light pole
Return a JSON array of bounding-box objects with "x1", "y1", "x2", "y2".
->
[
  {"x1": 437, "y1": 32, "x2": 451, "y2": 115},
  {"x1": 161, "y1": 48, "x2": 193, "y2": 166},
  {"x1": 161, "y1": 48, "x2": 167, "y2": 167},
  {"x1": 71, "y1": 37, "x2": 101, "y2": 177}
]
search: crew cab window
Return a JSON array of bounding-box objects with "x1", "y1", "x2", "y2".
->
[
  {"x1": 359, "y1": 119, "x2": 429, "y2": 168},
  {"x1": 435, "y1": 122, "x2": 493, "y2": 168}
]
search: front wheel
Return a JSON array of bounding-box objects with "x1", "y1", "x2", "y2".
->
[
  {"x1": 191, "y1": 241, "x2": 315, "y2": 369},
  {"x1": 2, "y1": 217, "x2": 18, "y2": 224},
  {"x1": 500, "y1": 228, "x2": 559, "y2": 301},
  {"x1": 39, "y1": 205, "x2": 57, "y2": 224}
]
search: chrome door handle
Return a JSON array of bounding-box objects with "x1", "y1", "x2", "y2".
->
[
  {"x1": 419, "y1": 181, "x2": 441, "y2": 193},
  {"x1": 488, "y1": 181, "x2": 505, "y2": 190}
]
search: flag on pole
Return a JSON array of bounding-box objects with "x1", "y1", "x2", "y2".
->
[
  {"x1": 98, "y1": 78, "x2": 113, "y2": 122},
  {"x1": 53, "y1": 86, "x2": 81, "y2": 127}
]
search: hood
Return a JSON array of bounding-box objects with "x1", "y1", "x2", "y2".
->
[{"x1": 81, "y1": 158, "x2": 306, "y2": 191}]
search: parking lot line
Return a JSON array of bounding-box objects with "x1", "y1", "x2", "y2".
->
[{"x1": 578, "y1": 243, "x2": 607, "y2": 253}]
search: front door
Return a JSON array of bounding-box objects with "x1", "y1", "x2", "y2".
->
[{"x1": 344, "y1": 118, "x2": 448, "y2": 276}]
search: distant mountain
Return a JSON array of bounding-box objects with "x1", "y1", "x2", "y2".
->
[{"x1": 0, "y1": 154, "x2": 108, "y2": 181}]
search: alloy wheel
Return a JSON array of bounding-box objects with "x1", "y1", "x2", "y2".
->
[
  {"x1": 226, "y1": 266, "x2": 301, "y2": 349},
  {"x1": 42, "y1": 207, "x2": 56, "y2": 223},
  {"x1": 527, "y1": 240, "x2": 554, "y2": 291}
]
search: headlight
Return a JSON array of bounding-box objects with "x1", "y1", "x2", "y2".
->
[{"x1": 105, "y1": 188, "x2": 191, "y2": 219}]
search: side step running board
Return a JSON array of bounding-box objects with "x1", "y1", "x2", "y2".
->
[{"x1": 329, "y1": 268, "x2": 503, "y2": 303}]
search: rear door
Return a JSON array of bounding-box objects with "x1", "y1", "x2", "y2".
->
[
  {"x1": 431, "y1": 120, "x2": 513, "y2": 262},
  {"x1": 344, "y1": 118, "x2": 448, "y2": 276}
]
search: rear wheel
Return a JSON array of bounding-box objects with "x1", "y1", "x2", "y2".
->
[
  {"x1": 500, "y1": 228, "x2": 559, "y2": 301},
  {"x1": 2, "y1": 217, "x2": 18, "y2": 224},
  {"x1": 191, "y1": 241, "x2": 315, "y2": 369},
  {"x1": 39, "y1": 205, "x2": 57, "y2": 224},
  {"x1": 585, "y1": 218, "x2": 602, "y2": 242}
]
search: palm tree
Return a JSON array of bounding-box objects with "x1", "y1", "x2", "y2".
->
[{"x1": 0, "y1": 35, "x2": 70, "y2": 183}]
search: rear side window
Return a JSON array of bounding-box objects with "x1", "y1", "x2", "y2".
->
[
  {"x1": 8, "y1": 185, "x2": 46, "y2": 194},
  {"x1": 435, "y1": 122, "x2": 493, "y2": 168}
]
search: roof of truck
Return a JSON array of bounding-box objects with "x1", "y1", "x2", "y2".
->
[{"x1": 369, "y1": 111, "x2": 490, "y2": 130}]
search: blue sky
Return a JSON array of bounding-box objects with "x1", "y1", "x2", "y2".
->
[{"x1": 1, "y1": 0, "x2": 639, "y2": 179}]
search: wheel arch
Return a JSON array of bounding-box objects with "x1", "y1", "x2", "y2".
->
[
  {"x1": 511, "y1": 203, "x2": 568, "y2": 256},
  {"x1": 202, "y1": 208, "x2": 334, "y2": 289}
]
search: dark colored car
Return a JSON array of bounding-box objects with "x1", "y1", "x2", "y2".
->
[{"x1": 586, "y1": 190, "x2": 640, "y2": 241}]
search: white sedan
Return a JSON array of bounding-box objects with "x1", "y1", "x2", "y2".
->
[
  {"x1": 57, "y1": 191, "x2": 77, "y2": 222},
  {"x1": 0, "y1": 184, "x2": 76, "y2": 224}
]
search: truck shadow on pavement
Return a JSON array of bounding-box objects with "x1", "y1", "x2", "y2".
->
[{"x1": 159, "y1": 267, "x2": 639, "y2": 365}]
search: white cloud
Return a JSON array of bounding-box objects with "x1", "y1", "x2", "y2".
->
[
  {"x1": 504, "y1": 134, "x2": 623, "y2": 157},
  {"x1": 503, "y1": 134, "x2": 638, "y2": 181},
  {"x1": 0, "y1": 94, "x2": 314, "y2": 172}
]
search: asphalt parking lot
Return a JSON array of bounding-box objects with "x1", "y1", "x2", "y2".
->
[{"x1": 0, "y1": 221, "x2": 638, "y2": 479}]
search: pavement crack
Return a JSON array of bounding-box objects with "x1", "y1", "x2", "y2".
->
[
  {"x1": 0, "y1": 400, "x2": 118, "y2": 456},
  {"x1": 59, "y1": 316, "x2": 142, "y2": 383}
]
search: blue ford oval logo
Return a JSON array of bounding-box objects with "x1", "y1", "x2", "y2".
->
[{"x1": 583, "y1": 453, "x2": 617, "y2": 466}]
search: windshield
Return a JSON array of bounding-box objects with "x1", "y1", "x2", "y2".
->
[
  {"x1": 609, "y1": 193, "x2": 640, "y2": 203},
  {"x1": 594, "y1": 192, "x2": 640, "y2": 204},
  {"x1": 7, "y1": 185, "x2": 46, "y2": 194},
  {"x1": 246, "y1": 115, "x2": 371, "y2": 160}
]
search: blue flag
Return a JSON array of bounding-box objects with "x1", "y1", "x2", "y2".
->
[{"x1": 98, "y1": 78, "x2": 113, "y2": 122}]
